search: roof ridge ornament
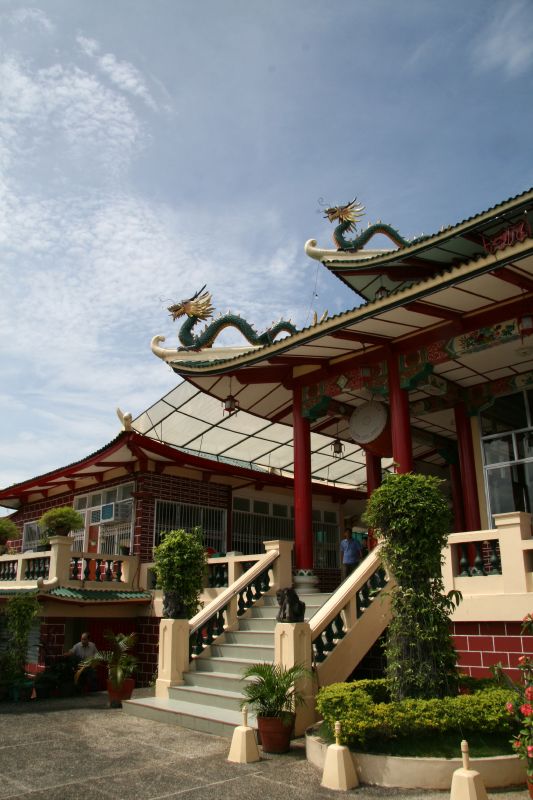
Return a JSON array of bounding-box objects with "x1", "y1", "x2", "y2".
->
[
  {"x1": 323, "y1": 197, "x2": 426, "y2": 252},
  {"x1": 165, "y1": 286, "x2": 298, "y2": 352}
]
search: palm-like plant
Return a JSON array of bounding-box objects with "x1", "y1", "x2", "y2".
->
[
  {"x1": 76, "y1": 630, "x2": 137, "y2": 689},
  {"x1": 240, "y1": 662, "x2": 311, "y2": 719}
]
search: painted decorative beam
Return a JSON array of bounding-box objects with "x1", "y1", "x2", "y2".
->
[
  {"x1": 493, "y1": 266, "x2": 533, "y2": 292},
  {"x1": 330, "y1": 330, "x2": 391, "y2": 346},
  {"x1": 404, "y1": 301, "x2": 463, "y2": 320}
]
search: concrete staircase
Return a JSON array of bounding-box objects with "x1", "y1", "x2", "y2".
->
[{"x1": 124, "y1": 591, "x2": 331, "y2": 737}]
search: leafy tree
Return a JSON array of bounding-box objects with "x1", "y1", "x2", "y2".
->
[
  {"x1": 153, "y1": 527, "x2": 206, "y2": 617},
  {"x1": 363, "y1": 472, "x2": 460, "y2": 700}
]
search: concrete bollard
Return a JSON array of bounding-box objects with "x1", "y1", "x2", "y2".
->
[
  {"x1": 321, "y1": 721, "x2": 359, "y2": 791},
  {"x1": 227, "y1": 706, "x2": 261, "y2": 764},
  {"x1": 449, "y1": 740, "x2": 488, "y2": 800}
]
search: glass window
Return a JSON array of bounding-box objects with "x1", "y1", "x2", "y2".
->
[
  {"x1": 74, "y1": 496, "x2": 87, "y2": 510},
  {"x1": 253, "y1": 500, "x2": 269, "y2": 516},
  {"x1": 233, "y1": 497, "x2": 250, "y2": 512},
  {"x1": 104, "y1": 489, "x2": 117, "y2": 504},
  {"x1": 312, "y1": 509, "x2": 321, "y2": 522},
  {"x1": 272, "y1": 504, "x2": 287, "y2": 518},
  {"x1": 481, "y1": 393, "x2": 527, "y2": 435},
  {"x1": 483, "y1": 435, "x2": 514, "y2": 465},
  {"x1": 324, "y1": 510, "x2": 337, "y2": 525},
  {"x1": 119, "y1": 483, "x2": 133, "y2": 501},
  {"x1": 89, "y1": 493, "x2": 102, "y2": 508},
  {"x1": 486, "y1": 464, "x2": 531, "y2": 518},
  {"x1": 517, "y1": 432, "x2": 533, "y2": 460}
]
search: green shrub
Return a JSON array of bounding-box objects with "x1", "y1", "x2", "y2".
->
[
  {"x1": 153, "y1": 527, "x2": 206, "y2": 617},
  {"x1": 0, "y1": 517, "x2": 19, "y2": 545},
  {"x1": 316, "y1": 680, "x2": 515, "y2": 749},
  {"x1": 363, "y1": 472, "x2": 460, "y2": 700}
]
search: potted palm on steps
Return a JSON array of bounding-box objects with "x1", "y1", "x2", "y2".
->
[
  {"x1": 76, "y1": 630, "x2": 138, "y2": 708},
  {"x1": 240, "y1": 662, "x2": 311, "y2": 753}
]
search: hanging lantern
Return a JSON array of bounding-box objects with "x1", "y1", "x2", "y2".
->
[
  {"x1": 222, "y1": 377, "x2": 239, "y2": 415},
  {"x1": 223, "y1": 394, "x2": 239, "y2": 415},
  {"x1": 332, "y1": 437, "x2": 344, "y2": 458}
]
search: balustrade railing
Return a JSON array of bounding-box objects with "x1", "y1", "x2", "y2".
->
[
  {"x1": 310, "y1": 547, "x2": 390, "y2": 665},
  {"x1": 189, "y1": 552, "x2": 275, "y2": 659},
  {"x1": 0, "y1": 537, "x2": 139, "y2": 590}
]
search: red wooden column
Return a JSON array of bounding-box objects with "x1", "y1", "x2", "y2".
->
[
  {"x1": 449, "y1": 461, "x2": 466, "y2": 532},
  {"x1": 387, "y1": 353, "x2": 413, "y2": 473},
  {"x1": 454, "y1": 402, "x2": 481, "y2": 531},
  {"x1": 292, "y1": 386, "x2": 313, "y2": 569}
]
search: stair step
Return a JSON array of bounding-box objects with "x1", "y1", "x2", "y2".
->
[
  {"x1": 194, "y1": 656, "x2": 263, "y2": 675},
  {"x1": 123, "y1": 696, "x2": 249, "y2": 738},
  {"x1": 224, "y1": 630, "x2": 274, "y2": 645},
  {"x1": 210, "y1": 642, "x2": 274, "y2": 660},
  {"x1": 238, "y1": 617, "x2": 278, "y2": 630},
  {"x1": 183, "y1": 669, "x2": 247, "y2": 693},
  {"x1": 169, "y1": 683, "x2": 245, "y2": 712}
]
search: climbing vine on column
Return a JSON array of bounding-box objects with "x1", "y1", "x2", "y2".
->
[{"x1": 363, "y1": 472, "x2": 461, "y2": 700}]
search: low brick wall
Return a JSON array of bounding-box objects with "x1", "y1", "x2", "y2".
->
[{"x1": 452, "y1": 621, "x2": 532, "y2": 682}]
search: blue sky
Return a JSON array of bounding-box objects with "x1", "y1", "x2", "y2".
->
[{"x1": 1, "y1": 0, "x2": 533, "y2": 493}]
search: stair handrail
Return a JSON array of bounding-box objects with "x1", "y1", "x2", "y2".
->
[
  {"x1": 189, "y1": 547, "x2": 279, "y2": 636},
  {"x1": 309, "y1": 544, "x2": 387, "y2": 639}
]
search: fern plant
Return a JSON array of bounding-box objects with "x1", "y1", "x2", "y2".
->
[{"x1": 240, "y1": 662, "x2": 311, "y2": 719}]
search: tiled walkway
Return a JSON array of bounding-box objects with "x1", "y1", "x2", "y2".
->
[{"x1": 0, "y1": 692, "x2": 527, "y2": 800}]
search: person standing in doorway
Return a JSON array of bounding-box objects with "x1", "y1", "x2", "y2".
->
[{"x1": 340, "y1": 528, "x2": 363, "y2": 581}]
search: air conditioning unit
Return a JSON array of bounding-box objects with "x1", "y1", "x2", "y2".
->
[
  {"x1": 100, "y1": 502, "x2": 132, "y2": 524},
  {"x1": 100, "y1": 502, "x2": 116, "y2": 523}
]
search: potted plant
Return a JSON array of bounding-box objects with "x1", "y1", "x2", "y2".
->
[
  {"x1": 153, "y1": 527, "x2": 206, "y2": 618},
  {"x1": 38, "y1": 506, "x2": 85, "y2": 537},
  {"x1": 0, "y1": 516, "x2": 19, "y2": 554},
  {"x1": 76, "y1": 630, "x2": 138, "y2": 708},
  {"x1": 35, "y1": 534, "x2": 51, "y2": 552},
  {"x1": 240, "y1": 662, "x2": 311, "y2": 753}
]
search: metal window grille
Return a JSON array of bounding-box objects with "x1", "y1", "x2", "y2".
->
[
  {"x1": 22, "y1": 523, "x2": 41, "y2": 552},
  {"x1": 99, "y1": 522, "x2": 133, "y2": 555},
  {"x1": 70, "y1": 528, "x2": 85, "y2": 553},
  {"x1": 154, "y1": 500, "x2": 227, "y2": 553},
  {"x1": 231, "y1": 511, "x2": 339, "y2": 567}
]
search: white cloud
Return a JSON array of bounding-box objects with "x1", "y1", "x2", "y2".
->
[
  {"x1": 9, "y1": 7, "x2": 55, "y2": 33},
  {"x1": 76, "y1": 34, "x2": 157, "y2": 109},
  {"x1": 472, "y1": 1, "x2": 533, "y2": 77}
]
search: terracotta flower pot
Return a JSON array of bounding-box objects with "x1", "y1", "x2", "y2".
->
[
  {"x1": 528, "y1": 778, "x2": 533, "y2": 799},
  {"x1": 257, "y1": 714, "x2": 295, "y2": 754},
  {"x1": 107, "y1": 677, "x2": 135, "y2": 708}
]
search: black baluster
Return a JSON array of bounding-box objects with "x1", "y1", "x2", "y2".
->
[
  {"x1": 95, "y1": 559, "x2": 102, "y2": 582},
  {"x1": 459, "y1": 544, "x2": 470, "y2": 577},
  {"x1": 333, "y1": 613, "x2": 345, "y2": 639},
  {"x1": 260, "y1": 569, "x2": 270, "y2": 593},
  {"x1": 323, "y1": 621, "x2": 335, "y2": 651},
  {"x1": 37, "y1": 558, "x2": 45, "y2": 578},
  {"x1": 215, "y1": 606, "x2": 226, "y2": 636},
  {"x1": 207, "y1": 564, "x2": 215, "y2": 588},
  {"x1": 105, "y1": 560, "x2": 113, "y2": 581},
  {"x1": 115, "y1": 560, "x2": 123, "y2": 582},
  {"x1": 489, "y1": 540, "x2": 501, "y2": 575},
  {"x1": 245, "y1": 584, "x2": 254, "y2": 608},
  {"x1": 83, "y1": 559, "x2": 91, "y2": 581},
  {"x1": 204, "y1": 617, "x2": 215, "y2": 646},
  {"x1": 44, "y1": 557, "x2": 50, "y2": 579},
  {"x1": 193, "y1": 628, "x2": 204, "y2": 656},
  {"x1": 237, "y1": 590, "x2": 247, "y2": 616},
  {"x1": 221, "y1": 563, "x2": 228, "y2": 587},
  {"x1": 313, "y1": 634, "x2": 326, "y2": 662},
  {"x1": 71, "y1": 557, "x2": 80, "y2": 580},
  {"x1": 470, "y1": 542, "x2": 485, "y2": 576},
  {"x1": 25, "y1": 559, "x2": 32, "y2": 580},
  {"x1": 252, "y1": 577, "x2": 262, "y2": 602}
]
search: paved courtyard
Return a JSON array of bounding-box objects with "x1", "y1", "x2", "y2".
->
[{"x1": 0, "y1": 692, "x2": 528, "y2": 800}]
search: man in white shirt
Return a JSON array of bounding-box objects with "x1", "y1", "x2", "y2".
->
[
  {"x1": 69, "y1": 632, "x2": 98, "y2": 661},
  {"x1": 67, "y1": 632, "x2": 98, "y2": 691}
]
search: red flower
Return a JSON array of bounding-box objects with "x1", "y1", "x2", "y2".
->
[
  {"x1": 528, "y1": 745, "x2": 533, "y2": 758},
  {"x1": 526, "y1": 687, "x2": 533, "y2": 702},
  {"x1": 519, "y1": 656, "x2": 529, "y2": 666},
  {"x1": 506, "y1": 701, "x2": 515, "y2": 713},
  {"x1": 521, "y1": 704, "x2": 533, "y2": 716},
  {"x1": 513, "y1": 740, "x2": 521, "y2": 749}
]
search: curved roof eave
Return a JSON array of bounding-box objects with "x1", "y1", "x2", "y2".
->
[{"x1": 162, "y1": 233, "x2": 533, "y2": 377}]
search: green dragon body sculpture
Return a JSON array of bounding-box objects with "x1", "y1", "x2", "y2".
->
[
  {"x1": 168, "y1": 286, "x2": 298, "y2": 351},
  {"x1": 324, "y1": 198, "x2": 425, "y2": 251}
]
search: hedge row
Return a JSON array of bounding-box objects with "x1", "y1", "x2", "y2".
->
[{"x1": 315, "y1": 680, "x2": 515, "y2": 748}]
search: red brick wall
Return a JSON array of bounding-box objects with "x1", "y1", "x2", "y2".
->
[
  {"x1": 452, "y1": 621, "x2": 532, "y2": 683},
  {"x1": 136, "y1": 616, "x2": 160, "y2": 686}
]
